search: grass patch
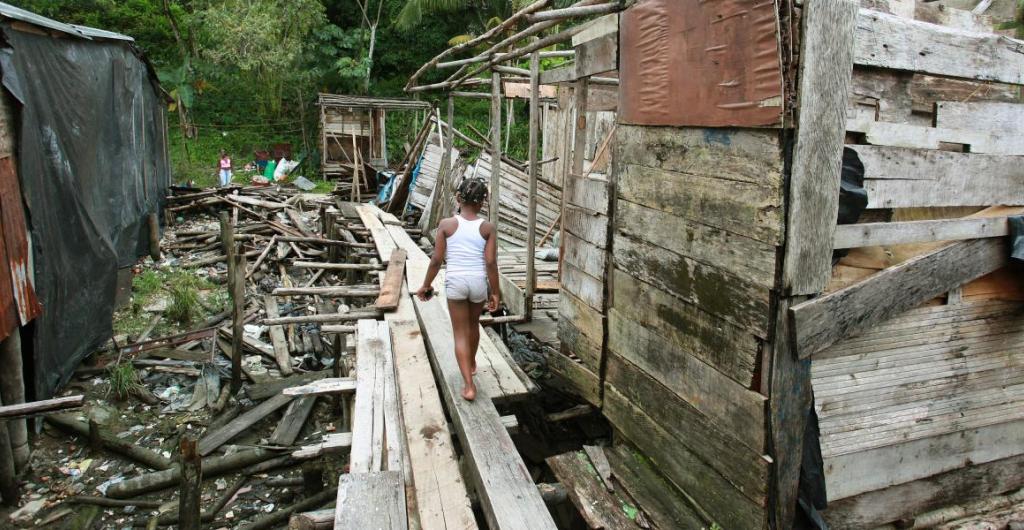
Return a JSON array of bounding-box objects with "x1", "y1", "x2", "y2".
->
[
  {"x1": 106, "y1": 361, "x2": 142, "y2": 400},
  {"x1": 166, "y1": 282, "x2": 201, "y2": 326}
]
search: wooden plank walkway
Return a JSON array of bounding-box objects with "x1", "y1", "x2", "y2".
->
[
  {"x1": 355, "y1": 203, "x2": 552, "y2": 529},
  {"x1": 335, "y1": 471, "x2": 409, "y2": 530},
  {"x1": 408, "y1": 259, "x2": 557, "y2": 530}
]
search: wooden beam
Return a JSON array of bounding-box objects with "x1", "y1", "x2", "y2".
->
[
  {"x1": 0, "y1": 395, "x2": 84, "y2": 419},
  {"x1": 524, "y1": 2, "x2": 620, "y2": 23},
  {"x1": 198, "y1": 393, "x2": 293, "y2": 456},
  {"x1": 833, "y1": 216, "x2": 1013, "y2": 249},
  {"x1": 854, "y1": 9, "x2": 1024, "y2": 85},
  {"x1": 490, "y1": 70, "x2": 502, "y2": 225},
  {"x1": 263, "y1": 295, "x2": 293, "y2": 376},
  {"x1": 525, "y1": 49, "x2": 541, "y2": 319},
  {"x1": 334, "y1": 471, "x2": 408, "y2": 529},
  {"x1": 780, "y1": 0, "x2": 858, "y2": 295},
  {"x1": 851, "y1": 145, "x2": 1024, "y2": 208},
  {"x1": 791, "y1": 237, "x2": 1010, "y2": 358},
  {"x1": 375, "y1": 249, "x2": 407, "y2": 312},
  {"x1": 281, "y1": 377, "x2": 357, "y2": 396}
]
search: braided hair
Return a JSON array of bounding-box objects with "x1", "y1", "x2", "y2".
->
[{"x1": 456, "y1": 177, "x2": 488, "y2": 206}]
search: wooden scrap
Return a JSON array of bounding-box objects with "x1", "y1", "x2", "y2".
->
[
  {"x1": 106, "y1": 448, "x2": 281, "y2": 498},
  {"x1": 263, "y1": 294, "x2": 293, "y2": 375},
  {"x1": 269, "y1": 396, "x2": 318, "y2": 446},
  {"x1": 583, "y1": 445, "x2": 613, "y2": 492},
  {"x1": 546, "y1": 451, "x2": 641, "y2": 529},
  {"x1": 292, "y1": 432, "x2": 354, "y2": 459},
  {"x1": 198, "y1": 393, "x2": 294, "y2": 456},
  {"x1": 334, "y1": 471, "x2": 408, "y2": 530},
  {"x1": 0, "y1": 395, "x2": 84, "y2": 419},
  {"x1": 282, "y1": 378, "x2": 357, "y2": 396},
  {"x1": 246, "y1": 370, "x2": 332, "y2": 400},
  {"x1": 375, "y1": 249, "x2": 408, "y2": 312}
]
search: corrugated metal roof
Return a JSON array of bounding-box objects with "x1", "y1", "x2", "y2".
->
[{"x1": 0, "y1": 2, "x2": 134, "y2": 41}]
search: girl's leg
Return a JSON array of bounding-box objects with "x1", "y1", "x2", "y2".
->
[
  {"x1": 467, "y1": 301, "x2": 485, "y2": 375},
  {"x1": 447, "y1": 299, "x2": 476, "y2": 400}
]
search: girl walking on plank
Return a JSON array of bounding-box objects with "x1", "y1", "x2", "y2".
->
[{"x1": 416, "y1": 178, "x2": 501, "y2": 401}]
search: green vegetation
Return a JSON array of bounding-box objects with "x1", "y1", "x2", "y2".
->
[
  {"x1": 106, "y1": 361, "x2": 143, "y2": 400},
  {"x1": 9, "y1": 0, "x2": 568, "y2": 185}
]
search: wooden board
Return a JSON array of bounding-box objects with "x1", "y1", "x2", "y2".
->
[
  {"x1": 375, "y1": 249, "x2": 408, "y2": 311},
  {"x1": 850, "y1": 145, "x2": 1024, "y2": 208},
  {"x1": 611, "y1": 270, "x2": 760, "y2": 386},
  {"x1": 263, "y1": 295, "x2": 293, "y2": 375},
  {"x1": 407, "y1": 259, "x2": 557, "y2": 530},
  {"x1": 545, "y1": 451, "x2": 641, "y2": 529},
  {"x1": 335, "y1": 471, "x2": 408, "y2": 530},
  {"x1": 606, "y1": 312, "x2": 767, "y2": 442},
  {"x1": 604, "y1": 352, "x2": 769, "y2": 480},
  {"x1": 936, "y1": 101, "x2": 1024, "y2": 136},
  {"x1": 560, "y1": 261, "x2": 604, "y2": 312},
  {"x1": 558, "y1": 319, "x2": 602, "y2": 373},
  {"x1": 791, "y1": 237, "x2": 1010, "y2": 358},
  {"x1": 388, "y1": 317, "x2": 477, "y2": 529},
  {"x1": 822, "y1": 452, "x2": 1024, "y2": 530},
  {"x1": 198, "y1": 393, "x2": 293, "y2": 456},
  {"x1": 781, "y1": 0, "x2": 858, "y2": 295},
  {"x1": 575, "y1": 32, "x2": 617, "y2": 78},
  {"x1": 268, "y1": 395, "x2": 317, "y2": 446},
  {"x1": 833, "y1": 216, "x2": 1013, "y2": 248},
  {"x1": 616, "y1": 199, "x2": 776, "y2": 290},
  {"x1": 603, "y1": 385, "x2": 765, "y2": 530},
  {"x1": 564, "y1": 173, "x2": 609, "y2": 214},
  {"x1": 846, "y1": 118, "x2": 1024, "y2": 156},
  {"x1": 562, "y1": 232, "x2": 605, "y2": 280},
  {"x1": 824, "y1": 419, "x2": 1024, "y2": 501},
  {"x1": 546, "y1": 348, "x2": 602, "y2": 407},
  {"x1": 853, "y1": 9, "x2": 1024, "y2": 85},
  {"x1": 350, "y1": 319, "x2": 403, "y2": 474},
  {"x1": 613, "y1": 233, "x2": 770, "y2": 336},
  {"x1": 613, "y1": 125, "x2": 784, "y2": 244}
]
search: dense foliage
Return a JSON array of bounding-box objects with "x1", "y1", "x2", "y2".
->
[{"x1": 9, "y1": 0, "x2": 538, "y2": 186}]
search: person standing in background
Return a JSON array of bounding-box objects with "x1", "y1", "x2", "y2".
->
[{"x1": 218, "y1": 150, "x2": 233, "y2": 187}]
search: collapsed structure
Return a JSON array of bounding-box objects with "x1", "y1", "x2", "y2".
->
[{"x1": 407, "y1": 0, "x2": 1024, "y2": 528}]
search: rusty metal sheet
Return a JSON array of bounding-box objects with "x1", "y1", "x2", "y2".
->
[
  {"x1": 619, "y1": 0, "x2": 785, "y2": 127},
  {"x1": 0, "y1": 156, "x2": 41, "y2": 341}
]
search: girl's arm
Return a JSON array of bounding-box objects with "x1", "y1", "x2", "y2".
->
[
  {"x1": 416, "y1": 221, "x2": 449, "y2": 300},
  {"x1": 483, "y1": 221, "x2": 500, "y2": 312}
]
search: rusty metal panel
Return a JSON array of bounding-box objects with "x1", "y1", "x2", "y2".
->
[
  {"x1": 0, "y1": 156, "x2": 41, "y2": 341},
  {"x1": 619, "y1": 0, "x2": 785, "y2": 127}
]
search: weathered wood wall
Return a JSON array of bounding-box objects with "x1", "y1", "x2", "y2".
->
[
  {"x1": 604, "y1": 123, "x2": 781, "y2": 530},
  {"x1": 805, "y1": 1, "x2": 1024, "y2": 527}
]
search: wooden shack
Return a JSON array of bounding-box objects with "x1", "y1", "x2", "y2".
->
[
  {"x1": 547, "y1": 1, "x2": 1024, "y2": 529},
  {"x1": 317, "y1": 94, "x2": 431, "y2": 191},
  {"x1": 406, "y1": 0, "x2": 1024, "y2": 526}
]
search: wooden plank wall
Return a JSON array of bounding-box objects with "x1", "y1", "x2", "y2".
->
[
  {"x1": 604, "y1": 124, "x2": 781, "y2": 529},
  {"x1": 811, "y1": 1, "x2": 1024, "y2": 528},
  {"x1": 551, "y1": 87, "x2": 616, "y2": 407}
]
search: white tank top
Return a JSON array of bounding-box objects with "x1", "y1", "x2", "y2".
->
[{"x1": 445, "y1": 215, "x2": 487, "y2": 277}]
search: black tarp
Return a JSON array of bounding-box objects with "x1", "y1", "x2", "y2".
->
[{"x1": 0, "y1": 24, "x2": 169, "y2": 399}]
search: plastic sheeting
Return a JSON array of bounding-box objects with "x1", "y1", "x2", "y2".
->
[
  {"x1": 1011, "y1": 216, "x2": 1024, "y2": 262},
  {"x1": 0, "y1": 24, "x2": 169, "y2": 399}
]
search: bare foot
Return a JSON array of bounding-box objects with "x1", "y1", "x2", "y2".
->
[{"x1": 461, "y1": 384, "x2": 476, "y2": 401}]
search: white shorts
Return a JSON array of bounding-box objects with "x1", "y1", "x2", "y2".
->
[{"x1": 445, "y1": 275, "x2": 487, "y2": 303}]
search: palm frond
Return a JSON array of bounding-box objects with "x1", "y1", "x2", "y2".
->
[{"x1": 395, "y1": 0, "x2": 477, "y2": 30}]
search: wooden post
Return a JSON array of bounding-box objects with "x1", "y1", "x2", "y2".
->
[
  {"x1": 562, "y1": 78, "x2": 588, "y2": 278},
  {"x1": 525, "y1": 49, "x2": 541, "y2": 320},
  {"x1": 230, "y1": 253, "x2": 246, "y2": 393},
  {"x1": 438, "y1": 93, "x2": 454, "y2": 201},
  {"x1": 88, "y1": 418, "x2": 102, "y2": 454},
  {"x1": 221, "y1": 212, "x2": 244, "y2": 392},
  {"x1": 0, "y1": 407, "x2": 19, "y2": 506},
  {"x1": 0, "y1": 332, "x2": 28, "y2": 471},
  {"x1": 178, "y1": 437, "x2": 202, "y2": 530},
  {"x1": 489, "y1": 70, "x2": 502, "y2": 225},
  {"x1": 147, "y1": 213, "x2": 161, "y2": 261}
]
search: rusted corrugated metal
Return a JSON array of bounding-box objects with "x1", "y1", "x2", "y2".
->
[
  {"x1": 618, "y1": 0, "x2": 785, "y2": 127},
  {"x1": 0, "y1": 156, "x2": 41, "y2": 341}
]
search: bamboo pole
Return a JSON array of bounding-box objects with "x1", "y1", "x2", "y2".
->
[
  {"x1": 524, "y1": 1, "x2": 621, "y2": 22},
  {"x1": 525, "y1": 49, "x2": 541, "y2": 320},
  {"x1": 489, "y1": 70, "x2": 502, "y2": 226},
  {"x1": 403, "y1": 0, "x2": 552, "y2": 90}
]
